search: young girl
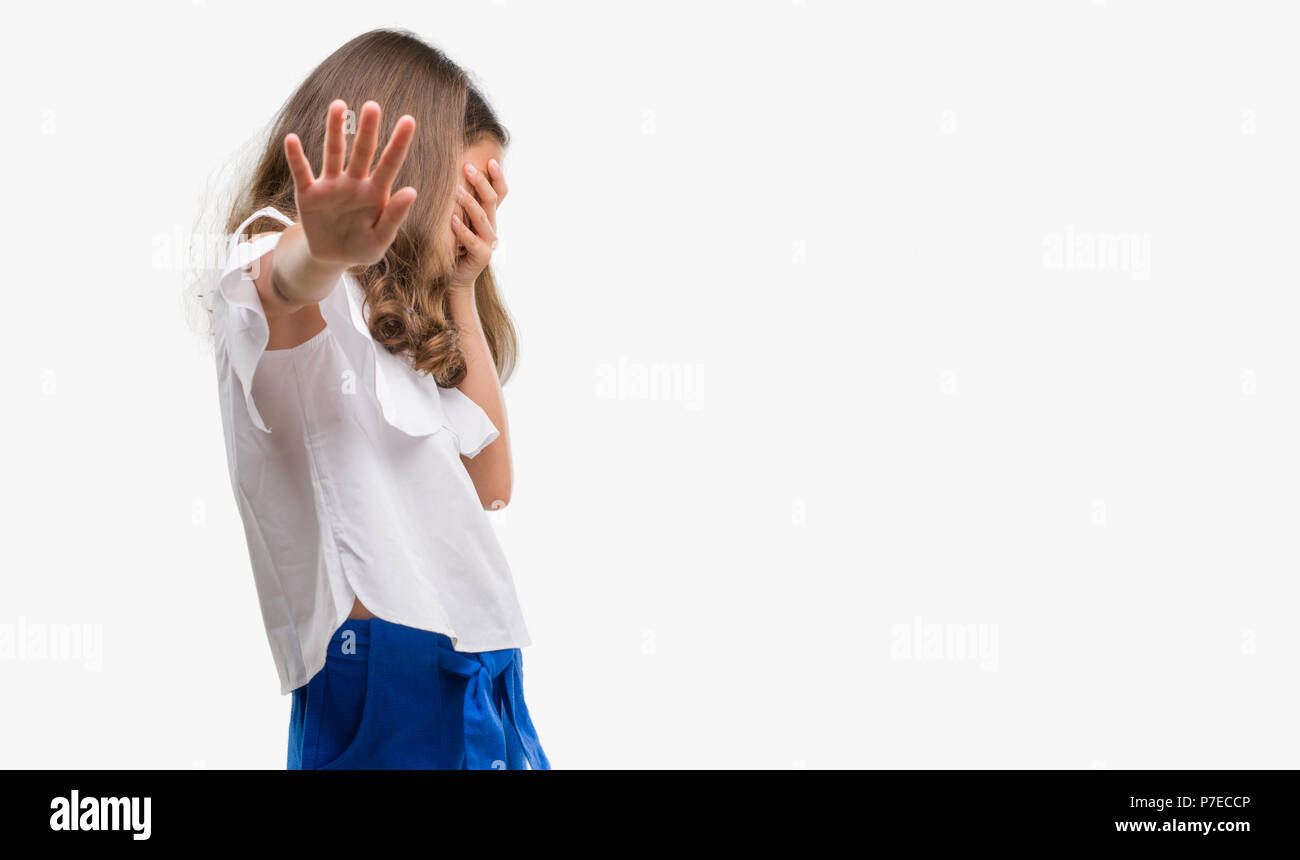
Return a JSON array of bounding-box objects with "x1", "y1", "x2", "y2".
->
[{"x1": 210, "y1": 29, "x2": 549, "y2": 769}]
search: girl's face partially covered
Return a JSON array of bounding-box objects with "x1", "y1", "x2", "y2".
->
[{"x1": 448, "y1": 136, "x2": 506, "y2": 264}]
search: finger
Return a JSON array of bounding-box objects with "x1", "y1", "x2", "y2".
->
[
  {"x1": 451, "y1": 210, "x2": 489, "y2": 258},
  {"x1": 346, "y1": 101, "x2": 381, "y2": 179},
  {"x1": 371, "y1": 115, "x2": 416, "y2": 194},
  {"x1": 374, "y1": 186, "x2": 417, "y2": 241},
  {"x1": 463, "y1": 162, "x2": 499, "y2": 221},
  {"x1": 322, "y1": 100, "x2": 348, "y2": 178},
  {"x1": 486, "y1": 157, "x2": 508, "y2": 203},
  {"x1": 284, "y1": 133, "x2": 315, "y2": 191},
  {"x1": 455, "y1": 184, "x2": 496, "y2": 244}
]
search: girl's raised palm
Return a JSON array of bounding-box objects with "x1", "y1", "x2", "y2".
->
[{"x1": 284, "y1": 99, "x2": 418, "y2": 267}]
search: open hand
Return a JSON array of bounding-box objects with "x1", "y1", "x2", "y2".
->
[
  {"x1": 284, "y1": 99, "x2": 418, "y2": 267},
  {"x1": 450, "y1": 156, "x2": 508, "y2": 290}
]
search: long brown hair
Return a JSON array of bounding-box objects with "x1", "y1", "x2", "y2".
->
[{"x1": 225, "y1": 28, "x2": 516, "y2": 386}]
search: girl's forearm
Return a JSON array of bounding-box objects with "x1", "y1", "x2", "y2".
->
[
  {"x1": 449, "y1": 287, "x2": 508, "y2": 431},
  {"x1": 271, "y1": 223, "x2": 351, "y2": 308},
  {"x1": 448, "y1": 286, "x2": 513, "y2": 505}
]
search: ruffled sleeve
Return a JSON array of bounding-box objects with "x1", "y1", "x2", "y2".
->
[
  {"x1": 213, "y1": 206, "x2": 295, "y2": 433},
  {"x1": 315, "y1": 246, "x2": 502, "y2": 457},
  {"x1": 438, "y1": 384, "x2": 501, "y2": 458},
  {"x1": 216, "y1": 205, "x2": 502, "y2": 454}
]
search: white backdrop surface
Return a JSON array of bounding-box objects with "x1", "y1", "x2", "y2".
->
[{"x1": 0, "y1": 0, "x2": 1296, "y2": 768}]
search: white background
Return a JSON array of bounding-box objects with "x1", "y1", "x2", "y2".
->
[{"x1": 2, "y1": 0, "x2": 1297, "y2": 769}]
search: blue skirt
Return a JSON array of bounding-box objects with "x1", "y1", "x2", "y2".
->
[{"x1": 287, "y1": 617, "x2": 550, "y2": 770}]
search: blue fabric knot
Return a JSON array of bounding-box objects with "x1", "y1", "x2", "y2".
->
[{"x1": 436, "y1": 647, "x2": 551, "y2": 771}]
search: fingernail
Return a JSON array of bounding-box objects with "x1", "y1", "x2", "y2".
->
[
  {"x1": 452, "y1": 214, "x2": 461, "y2": 225},
  {"x1": 465, "y1": 163, "x2": 477, "y2": 176},
  {"x1": 456, "y1": 185, "x2": 467, "y2": 198},
  {"x1": 488, "y1": 158, "x2": 499, "y2": 172}
]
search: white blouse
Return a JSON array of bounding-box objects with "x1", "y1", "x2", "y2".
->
[{"x1": 212, "y1": 205, "x2": 532, "y2": 695}]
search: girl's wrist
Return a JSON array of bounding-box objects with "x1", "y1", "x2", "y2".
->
[
  {"x1": 286, "y1": 257, "x2": 348, "y2": 305},
  {"x1": 300, "y1": 252, "x2": 349, "y2": 283},
  {"x1": 447, "y1": 284, "x2": 478, "y2": 318},
  {"x1": 276, "y1": 225, "x2": 349, "y2": 304}
]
